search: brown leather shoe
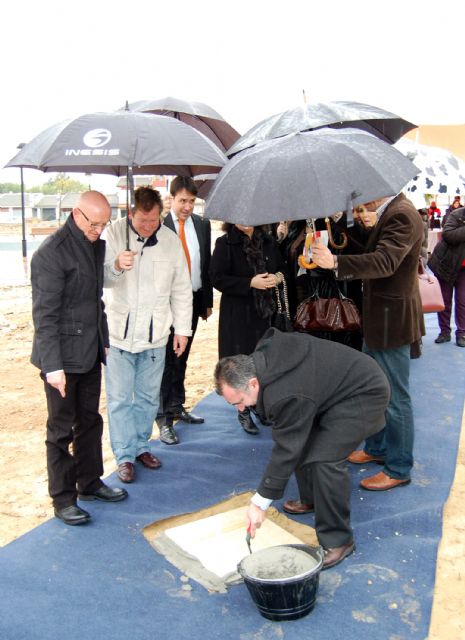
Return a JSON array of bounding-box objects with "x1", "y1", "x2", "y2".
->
[
  {"x1": 117, "y1": 462, "x2": 135, "y2": 483},
  {"x1": 322, "y1": 541, "x2": 355, "y2": 570},
  {"x1": 136, "y1": 452, "x2": 162, "y2": 469},
  {"x1": 347, "y1": 450, "x2": 385, "y2": 465},
  {"x1": 360, "y1": 471, "x2": 410, "y2": 491},
  {"x1": 282, "y1": 499, "x2": 314, "y2": 515}
]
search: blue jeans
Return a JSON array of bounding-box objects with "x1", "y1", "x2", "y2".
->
[
  {"x1": 105, "y1": 346, "x2": 166, "y2": 465},
  {"x1": 362, "y1": 343, "x2": 413, "y2": 480}
]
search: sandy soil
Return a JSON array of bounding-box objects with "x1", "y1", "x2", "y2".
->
[{"x1": 0, "y1": 223, "x2": 463, "y2": 638}]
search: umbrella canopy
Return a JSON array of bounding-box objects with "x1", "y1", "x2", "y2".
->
[
  {"x1": 395, "y1": 139, "x2": 465, "y2": 195},
  {"x1": 193, "y1": 173, "x2": 218, "y2": 200},
  {"x1": 205, "y1": 128, "x2": 419, "y2": 226},
  {"x1": 227, "y1": 101, "x2": 417, "y2": 156},
  {"x1": 5, "y1": 111, "x2": 227, "y2": 177},
  {"x1": 125, "y1": 96, "x2": 241, "y2": 153}
]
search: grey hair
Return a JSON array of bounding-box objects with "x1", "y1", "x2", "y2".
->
[{"x1": 214, "y1": 355, "x2": 257, "y2": 395}]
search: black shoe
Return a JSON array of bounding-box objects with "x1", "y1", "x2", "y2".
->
[
  {"x1": 238, "y1": 410, "x2": 259, "y2": 435},
  {"x1": 54, "y1": 504, "x2": 91, "y2": 526},
  {"x1": 78, "y1": 484, "x2": 128, "y2": 502},
  {"x1": 159, "y1": 424, "x2": 179, "y2": 445},
  {"x1": 435, "y1": 333, "x2": 451, "y2": 344},
  {"x1": 456, "y1": 336, "x2": 465, "y2": 347},
  {"x1": 171, "y1": 406, "x2": 204, "y2": 424}
]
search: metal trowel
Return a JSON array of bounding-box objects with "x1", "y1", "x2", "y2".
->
[{"x1": 246, "y1": 525, "x2": 252, "y2": 554}]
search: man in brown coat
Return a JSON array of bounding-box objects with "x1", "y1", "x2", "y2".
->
[{"x1": 312, "y1": 193, "x2": 424, "y2": 491}]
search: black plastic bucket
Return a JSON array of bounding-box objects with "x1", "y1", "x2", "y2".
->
[{"x1": 237, "y1": 544, "x2": 324, "y2": 621}]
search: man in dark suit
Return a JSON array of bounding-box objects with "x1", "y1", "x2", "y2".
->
[
  {"x1": 157, "y1": 176, "x2": 213, "y2": 444},
  {"x1": 215, "y1": 328, "x2": 390, "y2": 569},
  {"x1": 312, "y1": 193, "x2": 424, "y2": 491},
  {"x1": 31, "y1": 191, "x2": 128, "y2": 526}
]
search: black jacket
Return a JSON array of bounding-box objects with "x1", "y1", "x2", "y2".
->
[
  {"x1": 252, "y1": 329, "x2": 390, "y2": 500},
  {"x1": 210, "y1": 227, "x2": 285, "y2": 357},
  {"x1": 31, "y1": 214, "x2": 109, "y2": 374},
  {"x1": 428, "y1": 207, "x2": 465, "y2": 285},
  {"x1": 163, "y1": 212, "x2": 213, "y2": 315}
]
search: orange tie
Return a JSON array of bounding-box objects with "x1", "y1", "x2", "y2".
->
[{"x1": 178, "y1": 218, "x2": 191, "y2": 274}]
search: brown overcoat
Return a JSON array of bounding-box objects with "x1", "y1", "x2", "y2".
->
[{"x1": 337, "y1": 194, "x2": 425, "y2": 350}]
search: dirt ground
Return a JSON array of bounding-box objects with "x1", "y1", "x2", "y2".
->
[{"x1": 0, "y1": 225, "x2": 463, "y2": 638}]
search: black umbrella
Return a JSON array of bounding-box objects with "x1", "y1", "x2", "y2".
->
[
  {"x1": 227, "y1": 101, "x2": 417, "y2": 156},
  {"x1": 5, "y1": 110, "x2": 226, "y2": 176},
  {"x1": 6, "y1": 110, "x2": 226, "y2": 247},
  {"x1": 125, "y1": 96, "x2": 241, "y2": 153},
  {"x1": 205, "y1": 128, "x2": 419, "y2": 226}
]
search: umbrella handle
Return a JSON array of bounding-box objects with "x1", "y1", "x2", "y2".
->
[
  {"x1": 298, "y1": 231, "x2": 318, "y2": 270},
  {"x1": 326, "y1": 217, "x2": 348, "y2": 250}
]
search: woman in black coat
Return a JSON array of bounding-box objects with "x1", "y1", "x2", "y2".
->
[{"x1": 210, "y1": 223, "x2": 285, "y2": 434}]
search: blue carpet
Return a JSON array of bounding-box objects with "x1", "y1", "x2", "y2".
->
[{"x1": 1, "y1": 313, "x2": 464, "y2": 640}]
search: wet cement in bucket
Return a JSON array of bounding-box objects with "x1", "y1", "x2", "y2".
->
[
  {"x1": 238, "y1": 545, "x2": 323, "y2": 621},
  {"x1": 241, "y1": 546, "x2": 320, "y2": 581}
]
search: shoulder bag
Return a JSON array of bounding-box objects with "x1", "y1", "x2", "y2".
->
[
  {"x1": 418, "y1": 258, "x2": 445, "y2": 313},
  {"x1": 294, "y1": 286, "x2": 361, "y2": 333}
]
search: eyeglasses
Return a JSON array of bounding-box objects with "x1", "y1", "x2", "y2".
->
[{"x1": 77, "y1": 208, "x2": 111, "y2": 230}]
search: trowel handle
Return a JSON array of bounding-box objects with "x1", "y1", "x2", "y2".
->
[{"x1": 246, "y1": 525, "x2": 252, "y2": 554}]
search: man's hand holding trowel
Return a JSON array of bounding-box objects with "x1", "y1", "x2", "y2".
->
[{"x1": 246, "y1": 502, "x2": 267, "y2": 539}]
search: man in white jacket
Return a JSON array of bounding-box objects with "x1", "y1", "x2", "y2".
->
[{"x1": 104, "y1": 187, "x2": 193, "y2": 483}]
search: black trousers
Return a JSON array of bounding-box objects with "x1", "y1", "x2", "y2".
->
[
  {"x1": 42, "y1": 362, "x2": 104, "y2": 509},
  {"x1": 295, "y1": 459, "x2": 352, "y2": 549},
  {"x1": 159, "y1": 290, "x2": 203, "y2": 419}
]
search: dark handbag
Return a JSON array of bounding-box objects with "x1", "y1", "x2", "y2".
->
[
  {"x1": 273, "y1": 278, "x2": 294, "y2": 332},
  {"x1": 294, "y1": 288, "x2": 362, "y2": 332},
  {"x1": 418, "y1": 258, "x2": 445, "y2": 313}
]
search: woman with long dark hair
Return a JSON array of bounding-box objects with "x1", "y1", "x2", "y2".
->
[{"x1": 210, "y1": 223, "x2": 285, "y2": 434}]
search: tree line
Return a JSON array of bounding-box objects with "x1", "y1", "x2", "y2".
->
[{"x1": 0, "y1": 174, "x2": 89, "y2": 195}]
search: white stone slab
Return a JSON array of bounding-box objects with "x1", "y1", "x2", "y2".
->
[{"x1": 164, "y1": 505, "x2": 305, "y2": 577}]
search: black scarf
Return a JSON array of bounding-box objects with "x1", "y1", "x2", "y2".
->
[{"x1": 240, "y1": 228, "x2": 275, "y2": 320}]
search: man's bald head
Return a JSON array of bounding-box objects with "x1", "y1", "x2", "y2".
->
[{"x1": 73, "y1": 191, "x2": 112, "y2": 242}]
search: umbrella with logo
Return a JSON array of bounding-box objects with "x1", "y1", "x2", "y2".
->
[
  {"x1": 394, "y1": 139, "x2": 465, "y2": 196},
  {"x1": 5, "y1": 110, "x2": 227, "y2": 177},
  {"x1": 227, "y1": 100, "x2": 417, "y2": 156},
  {"x1": 205, "y1": 128, "x2": 419, "y2": 226},
  {"x1": 6, "y1": 110, "x2": 226, "y2": 247},
  {"x1": 124, "y1": 96, "x2": 241, "y2": 153}
]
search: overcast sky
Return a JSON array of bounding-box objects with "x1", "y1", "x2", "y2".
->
[{"x1": 1, "y1": 0, "x2": 463, "y2": 190}]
